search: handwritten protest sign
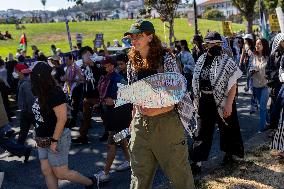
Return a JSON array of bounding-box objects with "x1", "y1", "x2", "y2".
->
[
  {"x1": 222, "y1": 21, "x2": 233, "y2": 36},
  {"x1": 115, "y1": 72, "x2": 187, "y2": 108},
  {"x1": 276, "y1": 7, "x2": 284, "y2": 33},
  {"x1": 269, "y1": 14, "x2": 280, "y2": 32}
]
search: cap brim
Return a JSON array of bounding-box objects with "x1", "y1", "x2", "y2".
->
[
  {"x1": 124, "y1": 29, "x2": 142, "y2": 36},
  {"x1": 205, "y1": 40, "x2": 223, "y2": 44}
]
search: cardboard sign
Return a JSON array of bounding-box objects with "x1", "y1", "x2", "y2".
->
[
  {"x1": 276, "y1": 7, "x2": 284, "y2": 33},
  {"x1": 269, "y1": 14, "x2": 281, "y2": 32},
  {"x1": 76, "y1": 33, "x2": 83, "y2": 44},
  {"x1": 93, "y1": 33, "x2": 104, "y2": 48},
  {"x1": 115, "y1": 72, "x2": 187, "y2": 108},
  {"x1": 222, "y1": 21, "x2": 233, "y2": 36}
]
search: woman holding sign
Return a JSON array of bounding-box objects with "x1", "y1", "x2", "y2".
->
[{"x1": 124, "y1": 20, "x2": 195, "y2": 189}]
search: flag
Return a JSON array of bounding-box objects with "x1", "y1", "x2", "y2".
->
[
  {"x1": 19, "y1": 33, "x2": 27, "y2": 50},
  {"x1": 259, "y1": 0, "x2": 270, "y2": 40}
]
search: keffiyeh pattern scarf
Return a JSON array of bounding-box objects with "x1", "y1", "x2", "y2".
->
[{"x1": 193, "y1": 53, "x2": 242, "y2": 123}]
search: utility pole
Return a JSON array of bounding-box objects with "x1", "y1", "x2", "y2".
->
[{"x1": 193, "y1": 0, "x2": 198, "y2": 35}]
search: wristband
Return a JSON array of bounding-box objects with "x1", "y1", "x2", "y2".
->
[{"x1": 51, "y1": 138, "x2": 58, "y2": 143}]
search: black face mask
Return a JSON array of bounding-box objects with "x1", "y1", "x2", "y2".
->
[
  {"x1": 208, "y1": 46, "x2": 222, "y2": 57},
  {"x1": 101, "y1": 67, "x2": 107, "y2": 76}
]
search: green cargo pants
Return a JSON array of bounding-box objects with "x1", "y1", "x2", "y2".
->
[{"x1": 129, "y1": 110, "x2": 195, "y2": 189}]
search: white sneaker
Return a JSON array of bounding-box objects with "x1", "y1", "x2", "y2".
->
[
  {"x1": 93, "y1": 171, "x2": 110, "y2": 183},
  {"x1": 116, "y1": 161, "x2": 130, "y2": 171}
]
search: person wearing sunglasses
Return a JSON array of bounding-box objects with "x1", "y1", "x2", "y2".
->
[
  {"x1": 191, "y1": 31, "x2": 244, "y2": 174},
  {"x1": 124, "y1": 20, "x2": 195, "y2": 189}
]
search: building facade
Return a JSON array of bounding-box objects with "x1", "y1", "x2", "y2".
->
[{"x1": 197, "y1": 0, "x2": 239, "y2": 18}]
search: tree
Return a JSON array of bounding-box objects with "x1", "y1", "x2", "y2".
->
[
  {"x1": 232, "y1": 0, "x2": 258, "y2": 33},
  {"x1": 264, "y1": 0, "x2": 284, "y2": 12},
  {"x1": 67, "y1": 0, "x2": 83, "y2": 5},
  {"x1": 145, "y1": 0, "x2": 181, "y2": 47},
  {"x1": 41, "y1": 0, "x2": 47, "y2": 22},
  {"x1": 203, "y1": 9, "x2": 225, "y2": 20}
]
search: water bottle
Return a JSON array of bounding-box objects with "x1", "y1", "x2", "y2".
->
[{"x1": 113, "y1": 128, "x2": 130, "y2": 143}]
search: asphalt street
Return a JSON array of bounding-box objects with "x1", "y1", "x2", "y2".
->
[{"x1": 0, "y1": 77, "x2": 261, "y2": 189}]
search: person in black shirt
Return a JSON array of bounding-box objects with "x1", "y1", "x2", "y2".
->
[
  {"x1": 30, "y1": 62, "x2": 94, "y2": 189},
  {"x1": 72, "y1": 46, "x2": 102, "y2": 144}
]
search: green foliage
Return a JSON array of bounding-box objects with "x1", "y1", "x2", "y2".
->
[
  {"x1": 0, "y1": 19, "x2": 249, "y2": 57},
  {"x1": 41, "y1": 0, "x2": 46, "y2": 6},
  {"x1": 264, "y1": 0, "x2": 284, "y2": 12},
  {"x1": 203, "y1": 9, "x2": 225, "y2": 20},
  {"x1": 232, "y1": 0, "x2": 258, "y2": 32},
  {"x1": 145, "y1": 0, "x2": 181, "y2": 21},
  {"x1": 232, "y1": 0, "x2": 257, "y2": 18},
  {"x1": 67, "y1": 0, "x2": 83, "y2": 5}
]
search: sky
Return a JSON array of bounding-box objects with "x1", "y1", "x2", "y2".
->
[
  {"x1": 0, "y1": 0, "x2": 99, "y2": 11},
  {"x1": 0, "y1": 0, "x2": 206, "y2": 11}
]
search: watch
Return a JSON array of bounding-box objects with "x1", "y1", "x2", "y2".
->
[{"x1": 51, "y1": 138, "x2": 58, "y2": 143}]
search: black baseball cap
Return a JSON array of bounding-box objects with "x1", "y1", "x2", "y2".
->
[
  {"x1": 204, "y1": 31, "x2": 222, "y2": 44},
  {"x1": 124, "y1": 20, "x2": 155, "y2": 36}
]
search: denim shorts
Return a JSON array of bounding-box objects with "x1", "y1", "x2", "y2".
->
[{"x1": 38, "y1": 129, "x2": 71, "y2": 167}]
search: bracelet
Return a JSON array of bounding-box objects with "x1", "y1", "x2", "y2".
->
[{"x1": 51, "y1": 138, "x2": 58, "y2": 143}]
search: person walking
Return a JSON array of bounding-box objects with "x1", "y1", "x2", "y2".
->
[
  {"x1": 72, "y1": 46, "x2": 102, "y2": 144},
  {"x1": 93, "y1": 56, "x2": 131, "y2": 183},
  {"x1": 16, "y1": 65, "x2": 35, "y2": 145},
  {"x1": 191, "y1": 31, "x2": 244, "y2": 174},
  {"x1": 61, "y1": 53, "x2": 84, "y2": 128},
  {"x1": 124, "y1": 20, "x2": 195, "y2": 189},
  {"x1": 249, "y1": 38, "x2": 270, "y2": 133},
  {"x1": 0, "y1": 92, "x2": 31, "y2": 162},
  {"x1": 266, "y1": 33, "x2": 284, "y2": 130},
  {"x1": 30, "y1": 62, "x2": 94, "y2": 189}
]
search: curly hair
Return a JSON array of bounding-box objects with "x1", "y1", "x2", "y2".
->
[{"x1": 128, "y1": 32, "x2": 166, "y2": 71}]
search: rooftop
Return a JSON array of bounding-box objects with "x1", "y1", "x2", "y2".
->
[{"x1": 199, "y1": 0, "x2": 231, "y2": 6}]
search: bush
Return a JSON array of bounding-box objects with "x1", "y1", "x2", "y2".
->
[{"x1": 203, "y1": 9, "x2": 225, "y2": 20}]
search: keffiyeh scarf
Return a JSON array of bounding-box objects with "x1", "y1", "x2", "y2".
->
[
  {"x1": 272, "y1": 33, "x2": 284, "y2": 54},
  {"x1": 127, "y1": 51, "x2": 197, "y2": 137},
  {"x1": 193, "y1": 53, "x2": 242, "y2": 123}
]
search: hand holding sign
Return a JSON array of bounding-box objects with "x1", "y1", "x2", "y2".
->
[{"x1": 115, "y1": 72, "x2": 187, "y2": 108}]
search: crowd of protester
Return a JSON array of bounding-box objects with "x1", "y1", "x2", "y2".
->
[{"x1": 0, "y1": 19, "x2": 284, "y2": 189}]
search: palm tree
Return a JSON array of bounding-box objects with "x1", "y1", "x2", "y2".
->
[{"x1": 41, "y1": 0, "x2": 47, "y2": 22}]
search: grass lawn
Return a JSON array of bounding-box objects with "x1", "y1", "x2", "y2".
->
[{"x1": 0, "y1": 18, "x2": 248, "y2": 58}]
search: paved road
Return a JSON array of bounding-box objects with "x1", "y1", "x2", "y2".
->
[{"x1": 0, "y1": 77, "x2": 261, "y2": 189}]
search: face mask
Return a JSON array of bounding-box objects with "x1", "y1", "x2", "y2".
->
[
  {"x1": 12, "y1": 71, "x2": 19, "y2": 79},
  {"x1": 208, "y1": 46, "x2": 222, "y2": 56}
]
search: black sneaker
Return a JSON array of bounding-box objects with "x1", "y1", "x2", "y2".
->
[
  {"x1": 190, "y1": 163, "x2": 201, "y2": 175},
  {"x1": 72, "y1": 137, "x2": 88, "y2": 144},
  {"x1": 24, "y1": 147, "x2": 32, "y2": 163}
]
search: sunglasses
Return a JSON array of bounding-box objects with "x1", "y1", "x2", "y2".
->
[{"x1": 203, "y1": 42, "x2": 222, "y2": 49}]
